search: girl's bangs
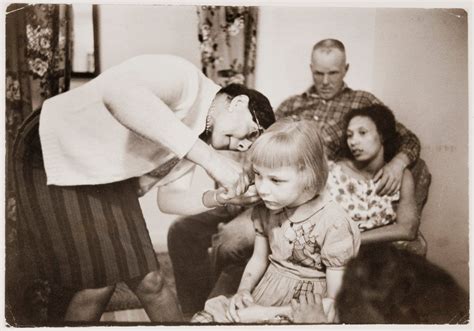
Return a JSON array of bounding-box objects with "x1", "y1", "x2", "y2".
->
[{"x1": 250, "y1": 133, "x2": 303, "y2": 169}]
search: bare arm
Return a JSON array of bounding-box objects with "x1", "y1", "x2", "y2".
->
[
  {"x1": 158, "y1": 176, "x2": 261, "y2": 216},
  {"x1": 237, "y1": 234, "x2": 270, "y2": 293},
  {"x1": 326, "y1": 268, "x2": 345, "y2": 299},
  {"x1": 235, "y1": 304, "x2": 292, "y2": 323},
  {"x1": 362, "y1": 170, "x2": 419, "y2": 243},
  {"x1": 157, "y1": 169, "x2": 213, "y2": 215},
  {"x1": 374, "y1": 121, "x2": 420, "y2": 196},
  {"x1": 227, "y1": 234, "x2": 270, "y2": 322}
]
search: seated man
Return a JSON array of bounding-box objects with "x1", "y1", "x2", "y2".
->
[
  {"x1": 168, "y1": 201, "x2": 255, "y2": 318},
  {"x1": 168, "y1": 38, "x2": 421, "y2": 319}
]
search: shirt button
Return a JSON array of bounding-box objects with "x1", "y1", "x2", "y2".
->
[{"x1": 313, "y1": 115, "x2": 319, "y2": 121}]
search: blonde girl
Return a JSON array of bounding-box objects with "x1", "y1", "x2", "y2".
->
[{"x1": 192, "y1": 119, "x2": 360, "y2": 323}]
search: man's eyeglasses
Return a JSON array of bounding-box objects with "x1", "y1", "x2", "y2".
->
[{"x1": 248, "y1": 108, "x2": 264, "y2": 141}]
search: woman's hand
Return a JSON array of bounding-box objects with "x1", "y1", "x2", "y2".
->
[
  {"x1": 227, "y1": 289, "x2": 254, "y2": 322},
  {"x1": 205, "y1": 151, "x2": 251, "y2": 199},
  {"x1": 216, "y1": 185, "x2": 261, "y2": 207},
  {"x1": 186, "y1": 139, "x2": 251, "y2": 198}
]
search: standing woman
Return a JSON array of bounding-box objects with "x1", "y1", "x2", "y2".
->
[
  {"x1": 327, "y1": 105, "x2": 425, "y2": 254},
  {"x1": 12, "y1": 54, "x2": 275, "y2": 322}
]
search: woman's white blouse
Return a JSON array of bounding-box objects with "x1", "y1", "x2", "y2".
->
[{"x1": 39, "y1": 54, "x2": 220, "y2": 186}]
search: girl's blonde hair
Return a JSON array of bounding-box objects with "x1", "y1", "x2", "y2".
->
[{"x1": 250, "y1": 118, "x2": 328, "y2": 194}]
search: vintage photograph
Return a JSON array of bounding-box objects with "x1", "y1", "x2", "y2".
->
[{"x1": 4, "y1": 1, "x2": 470, "y2": 326}]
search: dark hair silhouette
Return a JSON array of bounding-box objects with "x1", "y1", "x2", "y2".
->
[
  {"x1": 336, "y1": 244, "x2": 469, "y2": 324},
  {"x1": 218, "y1": 83, "x2": 275, "y2": 130}
]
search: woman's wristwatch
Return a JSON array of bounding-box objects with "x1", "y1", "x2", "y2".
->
[{"x1": 202, "y1": 190, "x2": 227, "y2": 208}]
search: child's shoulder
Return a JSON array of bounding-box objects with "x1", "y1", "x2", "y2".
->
[
  {"x1": 251, "y1": 203, "x2": 271, "y2": 223},
  {"x1": 318, "y1": 197, "x2": 353, "y2": 228},
  {"x1": 251, "y1": 203, "x2": 285, "y2": 228}
]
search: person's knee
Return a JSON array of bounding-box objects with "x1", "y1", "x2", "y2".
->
[
  {"x1": 212, "y1": 210, "x2": 255, "y2": 263},
  {"x1": 216, "y1": 225, "x2": 254, "y2": 257},
  {"x1": 167, "y1": 218, "x2": 192, "y2": 252},
  {"x1": 71, "y1": 286, "x2": 115, "y2": 306},
  {"x1": 168, "y1": 219, "x2": 184, "y2": 244},
  {"x1": 134, "y1": 271, "x2": 165, "y2": 299}
]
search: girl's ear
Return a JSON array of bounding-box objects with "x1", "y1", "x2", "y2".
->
[{"x1": 228, "y1": 94, "x2": 249, "y2": 112}]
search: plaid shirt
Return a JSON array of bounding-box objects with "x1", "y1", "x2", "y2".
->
[{"x1": 275, "y1": 84, "x2": 420, "y2": 164}]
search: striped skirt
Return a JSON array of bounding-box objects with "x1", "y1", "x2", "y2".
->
[{"x1": 12, "y1": 111, "x2": 159, "y2": 290}]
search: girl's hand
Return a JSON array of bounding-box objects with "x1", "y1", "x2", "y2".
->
[{"x1": 227, "y1": 289, "x2": 254, "y2": 322}]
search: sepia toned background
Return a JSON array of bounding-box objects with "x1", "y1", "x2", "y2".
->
[
  {"x1": 90, "y1": 5, "x2": 468, "y2": 290},
  {"x1": 5, "y1": 3, "x2": 469, "y2": 323}
]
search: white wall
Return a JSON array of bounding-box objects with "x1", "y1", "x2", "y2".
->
[
  {"x1": 98, "y1": 4, "x2": 201, "y2": 70},
  {"x1": 255, "y1": 7, "x2": 377, "y2": 108},
  {"x1": 73, "y1": 5, "x2": 469, "y2": 289},
  {"x1": 371, "y1": 8, "x2": 469, "y2": 290},
  {"x1": 256, "y1": 7, "x2": 469, "y2": 290}
]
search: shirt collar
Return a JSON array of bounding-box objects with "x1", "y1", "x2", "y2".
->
[
  {"x1": 303, "y1": 83, "x2": 350, "y2": 99},
  {"x1": 282, "y1": 188, "x2": 332, "y2": 223}
]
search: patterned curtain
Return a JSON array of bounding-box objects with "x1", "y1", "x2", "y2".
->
[
  {"x1": 5, "y1": 3, "x2": 72, "y2": 324},
  {"x1": 197, "y1": 6, "x2": 258, "y2": 88},
  {"x1": 197, "y1": 6, "x2": 259, "y2": 199}
]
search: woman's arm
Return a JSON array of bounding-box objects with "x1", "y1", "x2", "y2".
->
[
  {"x1": 104, "y1": 84, "x2": 249, "y2": 198},
  {"x1": 103, "y1": 84, "x2": 200, "y2": 159},
  {"x1": 157, "y1": 169, "x2": 215, "y2": 215},
  {"x1": 362, "y1": 169, "x2": 419, "y2": 244},
  {"x1": 158, "y1": 171, "x2": 261, "y2": 215}
]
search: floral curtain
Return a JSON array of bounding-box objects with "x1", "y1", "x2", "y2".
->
[
  {"x1": 197, "y1": 6, "x2": 258, "y2": 88},
  {"x1": 5, "y1": 3, "x2": 72, "y2": 324},
  {"x1": 197, "y1": 6, "x2": 260, "y2": 187}
]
